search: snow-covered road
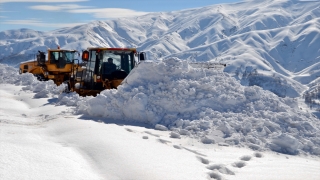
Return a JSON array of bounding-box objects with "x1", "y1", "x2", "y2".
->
[{"x1": 1, "y1": 84, "x2": 320, "y2": 180}]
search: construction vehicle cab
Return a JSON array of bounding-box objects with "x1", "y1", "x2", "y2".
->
[
  {"x1": 69, "y1": 47, "x2": 146, "y2": 96},
  {"x1": 19, "y1": 48, "x2": 79, "y2": 85}
]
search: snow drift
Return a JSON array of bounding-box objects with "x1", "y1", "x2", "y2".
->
[{"x1": 1, "y1": 59, "x2": 319, "y2": 156}]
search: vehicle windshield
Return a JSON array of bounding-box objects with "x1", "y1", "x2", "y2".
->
[
  {"x1": 98, "y1": 50, "x2": 134, "y2": 74},
  {"x1": 50, "y1": 51, "x2": 76, "y2": 64},
  {"x1": 63, "y1": 51, "x2": 76, "y2": 63}
]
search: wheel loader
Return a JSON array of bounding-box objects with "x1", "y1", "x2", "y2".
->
[
  {"x1": 19, "y1": 48, "x2": 80, "y2": 85},
  {"x1": 68, "y1": 47, "x2": 146, "y2": 96}
]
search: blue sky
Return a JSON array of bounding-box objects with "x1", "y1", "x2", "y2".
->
[{"x1": 0, "y1": 0, "x2": 242, "y2": 32}]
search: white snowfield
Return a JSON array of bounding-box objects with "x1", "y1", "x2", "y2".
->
[
  {"x1": 1, "y1": 60, "x2": 320, "y2": 180},
  {"x1": 0, "y1": 0, "x2": 320, "y2": 179},
  {"x1": 5, "y1": 58, "x2": 320, "y2": 155}
]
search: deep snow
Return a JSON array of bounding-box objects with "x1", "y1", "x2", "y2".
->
[
  {"x1": 0, "y1": 0, "x2": 320, "y2": 179},
  {"x1": 1, "y1": 58, "x2": 320, "y2": 156},
  {"x1": 1, "y1": 61, "x2": 320, "y2": 180}
]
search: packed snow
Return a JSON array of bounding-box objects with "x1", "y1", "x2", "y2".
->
[{"x1": 1, "y1": 60, "x2": 320, "y2": 180}]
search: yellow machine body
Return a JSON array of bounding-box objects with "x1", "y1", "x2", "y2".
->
[
  {"x1": 69, "y1": 47, "x2": 146, "y2": 96},
  {"x1": 19, "y1": 48, "x2": 79, "y2": 85}
]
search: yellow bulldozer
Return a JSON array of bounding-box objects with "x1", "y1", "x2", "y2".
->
[
  {"x1": 19, "y1": 48, "x2": 80, "y2": 85},
  {"x1": 68, "y1": 47, "x2": 146, "y2": 96}
]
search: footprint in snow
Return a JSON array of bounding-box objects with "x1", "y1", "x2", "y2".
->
[
  {"x1": 206, "y1": 164, "x2": 235, "y2": 175},
  {"x1": 197, "y1": 156, "x2": 210, "y2": 164},
  {"x1": 208, "y1": 172, "x2": 223, "y2": 180},
  {"x1": 232, "y1": 161, "x2": 246, "y2": 168},
  {"x1": 240, "y1": 155, "x2": 252, "y2": 161},
  {"x1": 142, "y1": 136, "x2": 148, "y2": 139},
  {"x1": 253, "y1": 152, "x2": 263, "y2": 158}
]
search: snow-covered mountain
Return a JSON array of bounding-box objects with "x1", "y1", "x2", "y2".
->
[
  {"x1": 0, "y1": 0, "x2": 319, "y2": 97},
  {"x1": 1, "y1": 1, "x2": 320, "y2": 178}
]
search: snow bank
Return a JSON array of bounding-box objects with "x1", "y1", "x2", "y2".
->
[
  {"x1": 1, "y1": 61, "x2": 320, "y2": 156},
  {"x1": 0, "y1": 64, "x2": 66, "y2": 98},
  {"x1": 64, "y1": 58, "x2": 320, "y2": 155}
]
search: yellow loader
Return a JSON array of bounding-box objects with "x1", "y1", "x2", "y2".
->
[
  {"x1": 19, "y1": 47, "x2": 79, "y2": 86},
  {"x1": 69, "y1": 47, "x2": 146, "y2": 96}
]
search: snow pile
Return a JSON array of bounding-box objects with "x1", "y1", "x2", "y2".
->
[
  {"x1": 1, "y1": 60, "x2": 320, "y2": 155},
  {"x1": 0, "y1": 64, "x2": 66, "y2": 98},
  {"x1": 59, "y1": 58, "x2": 319, "y2": 155}
]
